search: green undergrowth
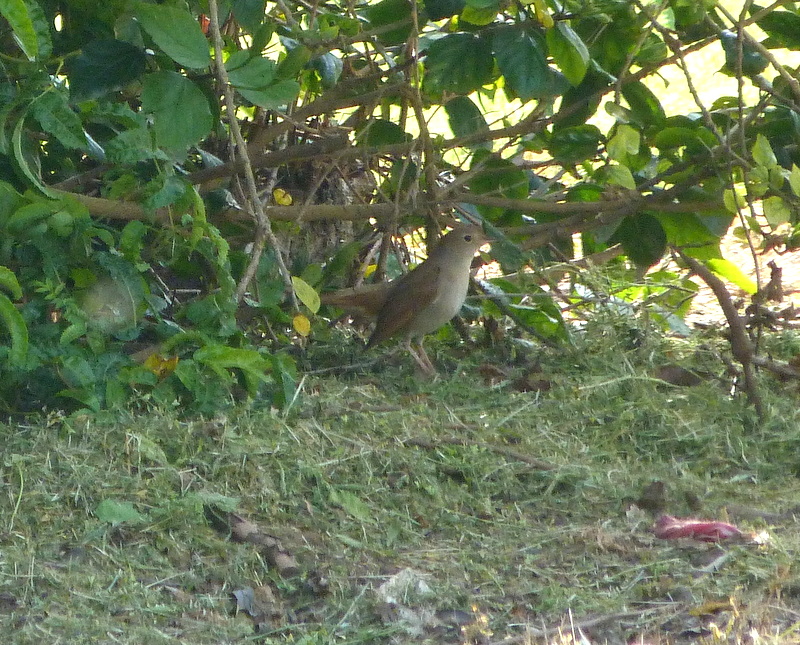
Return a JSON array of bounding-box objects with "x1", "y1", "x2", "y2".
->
[{"x1": 2, "y1": 323, "x2": 800, "y2": 644}]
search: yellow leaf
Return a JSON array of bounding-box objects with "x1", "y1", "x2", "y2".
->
[
  {"x1": 273, "y1": 188, "x2": 293, "y2": 205},
  {"x1": 689, "y1": 598, "x2": 736, "y2": 616},
  {"x1": 531, "y1": 0, "x2": 554, "y2": 27},
  {"x1": 293, "y1": 313, "x2": 311, "y2": 336},
  {"x1": 143, "y1": 353, "x2": 179, "y2": 379}
]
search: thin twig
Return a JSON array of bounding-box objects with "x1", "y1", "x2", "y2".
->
[{"x1": 207, "y1": 0, "x2": 298, "y2": 308}]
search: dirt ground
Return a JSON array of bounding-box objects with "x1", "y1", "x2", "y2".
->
[{"x1": 686, "y1": 227, "x2": 800, "y2": 326}]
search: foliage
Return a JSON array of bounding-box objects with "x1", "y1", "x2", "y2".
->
[{"x1": 0, "y1": 0, "x2": 798, "y2": 412}]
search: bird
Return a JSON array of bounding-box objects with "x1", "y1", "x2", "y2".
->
[{"x1": 322, "y1": 222, "x2": 489, "y2": 374}]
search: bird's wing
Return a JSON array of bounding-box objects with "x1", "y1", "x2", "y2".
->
[
  {"x1": 366, "y1": 263, "x2": 442, "y2": 347},
  {"x1": 320, "y1": 282, "x2": 392, "y2": 319}
]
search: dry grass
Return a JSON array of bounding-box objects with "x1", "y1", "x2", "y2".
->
[{"x1": 2, "y1": 318, "x2": 800, "y2": 644}]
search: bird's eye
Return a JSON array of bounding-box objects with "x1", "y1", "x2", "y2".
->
[{"x1": 464, "y1": 234, "x2": 472, "y2": 242}]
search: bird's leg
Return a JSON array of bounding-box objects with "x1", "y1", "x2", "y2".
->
[
  {"x1": 404, "y1": 338, "x2": 437, "y2": 376},
  {"x1": 415, "y1": 339, "x2": 437, "y2": 375}
]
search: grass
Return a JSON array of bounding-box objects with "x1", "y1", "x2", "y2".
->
[{"x1": 2, "y1": 320, "x2": 800, "y2": 643}]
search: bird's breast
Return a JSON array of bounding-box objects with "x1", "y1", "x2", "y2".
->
[{"x1": 406, "y1": 266, "x2": 471, "y2": 337}]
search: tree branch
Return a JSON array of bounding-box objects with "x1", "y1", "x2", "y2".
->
[{"x1": 675, "y1": 250, "x2": 764, "y2": 418}]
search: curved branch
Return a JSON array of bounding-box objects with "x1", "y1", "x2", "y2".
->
[{"x1": 676, "y1": 250, "x2": 764, "y2": 418}]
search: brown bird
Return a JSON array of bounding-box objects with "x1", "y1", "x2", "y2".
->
[{"x1": 323, "y1": 223, "x2": 489, "y2": 374}]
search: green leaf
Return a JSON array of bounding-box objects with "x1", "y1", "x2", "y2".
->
[
  {"x1": 549, "y1": 124, "x2": 602, "y2": 163},
  {"x1": 654, "y1": 211, "x2": 726, "y2": 260},
  {"x1": 250, "y1": 21, "x2": 276, "y2": 55},
  {"x1": 59, "y1": 356, "x2": 95, "y2": 388},
  {"x1": 705, "y1": 258, "x2": 757, "y2": 294},
  {"x1": 271, "y1": 352, "x2": 297, "y2": 410},
  {"x1": 546, "y1": 22, "x2": 590, "y2": 86},
  {"x1": 610, "y1": 213, "x2": 667, "y2": 268},
  {"x1": 468, "y1": 151, "x2": 528, "y2": 220},
  {"x1": 5, "y1": 201, "x2": 54, "y2": 234},
  {"x1": 67, "y1": 39, "x2": 148, "y2": 103},
  {"x1": 0, "y1": 0, "x2": 51, "y2": 60},
  {"x1": 60, "y1": 322, "x2": 87, "y2": 345},
  {"x1": 723, "y1": 188, "x2": 746, "y2": 213},
  {"x1": 141, "y1": 71, "x2": 213, "y2": 153},
  {"x1": 362, "y1": 0, "x2": 413, "y2": 46},
  {"x1": 464, "y1": 0, "x2": 497, "y2": 8},
  {"x1": 232, "y1": 0, "x2": 267, "y2": 33},
  {"x1": 554, "y1": 63, "x2": 613, "y2": 129},
  {"x1": 0, "y1": 266, "x2": 22, "y2": 300},
  {"x1": 329, "y1": 488, "x2": 374, "y2": 523},
  {"x1": 462, "y1": 3, "x2": 498, "y2": 25},
  {"x1": 424, "y1": 33, "x2": 494, "y2": 96},
  {"x1": 194, "y1": 490, "x2": 240, "y2": 512},
  {"x1": 763, "y1": 195, "x2": 791, "y2": 228},
  {"x1": 468, "y1": 151, "x2": 528, "y2": 200},
  {"x1": 132, "y1": 434, "x2": 169, "y2": 465},
  {"x1": 292, "y1": 276, "x2": 320, "y2": 313},
  {"x1": 493, "y1": 26, "x2": 568, "y2": 101},
  {"x1": 237, "y1": 79, "x2": 300, "y2": 109},
  {"x1": 0, "y1": 0, "x2": 38, "y2": 59},
  {"x1": 106, "y1": 127, "x2": 170, "y2": 165},
  {"x1": 751, "y1": 133, "x2": 777, "y2": 168},
  {"x1": 47, "y1": 208, "x2": 74, "y2": 237},
  {"x1": 789, "y1": 164, "x2": 800, "y2": 197},
  {"x1": 0, "y1": 181, "x2": 25, "y2": 228},
  {"x1": 607, "y1": 124, "x2": 640, "y2": 162},
  {"x1": 604, "y1": 163, "x2": 636, "y2": 189},
  {"x1": 134, "y1": 2, "x2": 211, "y2": 69},
  {"x1": 508, "y1": 302, "x2": 566, "y2": 341},
  {"x1": 31, "y1": 91, "x2": 86, "y2": 150},
  {"x1": 95, "y1": 499, "x2": 147, "y2": 526},
  {"x1": 226, "y1": 51, "x2": 276, "y2": 88},
  {"x1": 144, "y1": 175, "x2": 187, "y2": 211},
  {"x1": 355, "y1": 119, "x2": 410, "y2": 146},
  {"x1": 424, "y1": 0, "x2": 465, "y2": 20},
  {"x1": 445, "y1": 96, "x2": 488, "y2": 143},
  {"x1": 652, "y1": 126, "x2": 701, "y2": 149},
  {"x1": 635, "y1": 32, "x2": 668, "y2": 66},
  {"x1": 276, "y1": 42, "x2": 312, "y2": 79},
  {"x1": 25, "y1": 0, "x2": 51, "y2": 59},
  {"x1": 120, "y1": 220, "x2": 148, "y2": 262},
  {"x1": 194, "y1": 344, "x2": 271, "y2": 396},
  {"x1": 621, "y1": 81, "x2": 666, "y2": 126},
  {"x1": 757, "y1": 10, "x2": 800, "y2": 50},
  {"x1": 12, "y1": 113, "x2": 58, "y2": 198},
  {"x1": 0, "y1": 292, "x2": 28, "y2": 366}
]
